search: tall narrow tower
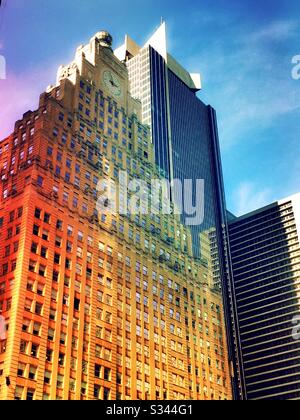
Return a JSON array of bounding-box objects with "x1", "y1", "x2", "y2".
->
[
  {"x1": 0, "y1": 29, "x2": 232, "y2": 400},
  {"x1": 116, "y1": 23, "x2": 239, "y2": 397}
]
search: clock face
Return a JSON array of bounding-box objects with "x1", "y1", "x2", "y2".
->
[{"x1": 103, "y1": 70, "x2": 122, "y2": 98}]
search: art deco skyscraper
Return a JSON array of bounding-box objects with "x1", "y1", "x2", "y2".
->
[
  {"x1": 228, "y1": 194, "x2": 300, "y2": 400},
  {"x1": 0, "y1": 30, "x2": 232, "y2": 400}
]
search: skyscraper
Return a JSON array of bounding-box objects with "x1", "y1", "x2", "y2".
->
[
  {"x1": 0, "y1": 30, "x2": 232, "y2": 400},
  {"x1": 228, "y1": 194, "x2": 300, "y2": 400},
  {"x1": 115, "y1": 23, "x2": 226, "y2": 260},
  {"x1": 116, "y1": 23, "x2": 239, "y2": 397}
]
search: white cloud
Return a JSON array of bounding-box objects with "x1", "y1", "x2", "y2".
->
[
  {"x1": 247, "y1": 20, "x2": 299, "y2": 43},
  {"x1": 232, "y1": 181, "x2": 274, "y2": 216},
  {"x1": 217, "y1": 77, "x2": 300, "y2": 150},
  {"x1": 191, "y1": 19, "x2": 300, "y2": 150}
]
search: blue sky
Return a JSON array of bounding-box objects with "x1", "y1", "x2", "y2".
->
[{"x1": 0, "y1": 0, "x2": 299, "y2": 215}]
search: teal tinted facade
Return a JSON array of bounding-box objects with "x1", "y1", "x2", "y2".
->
[
  {"x1": 149, "y1": 47, "x2": 172, "y2": 181},
  {"x1": 168, "y1": 69, "x2": 223, "y2": 256},
  {"x1": 147, "y1": 48, "x2": 241, "y2": 399},
  {"x1": 122, "y1": 31, "x2": 242, "y2": 399}
]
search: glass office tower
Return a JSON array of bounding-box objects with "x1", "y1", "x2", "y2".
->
[
  {"x1": 228, "y1": 194, "x2": 300, "y2": 400},
  {"x1": 116, "y1": 23, "x2": 222, "y2": 260},
  {"x1": 115, "y1": 23, "x2": 240, "y2": 398}
]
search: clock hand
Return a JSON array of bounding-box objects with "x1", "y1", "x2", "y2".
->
[{"x1": 109, "y1": 76, "x2": 117, "y2": 87}]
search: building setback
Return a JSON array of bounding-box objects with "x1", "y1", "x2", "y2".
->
[
  {"x1": 228, "y1": 194, "x2": 300, "y2": 400},
  {"x1": 0, "y1": 30, "x2": 232, "y2": 400}
]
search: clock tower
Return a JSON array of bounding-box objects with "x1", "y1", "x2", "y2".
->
[
  {"x1": 93, "y1": 31, "x2": 131, "y2": 112},
  {"x1": 56, "y1": 30, "x2": 141, "y2": 118}
]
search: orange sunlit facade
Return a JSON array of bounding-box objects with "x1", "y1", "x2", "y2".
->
[{"x1": 0, "y1": 31, "x2": 232, "y2": 400}]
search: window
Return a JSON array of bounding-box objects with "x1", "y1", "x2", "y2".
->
[
  {"x1": 95, "y1": 364, "x2": 101, "y2": 378},
  {"x1": 57, "y1": 375, "x2": 64, "y2": 389},
  {"x1": 35, "y1": 303, "x2": 43, "y2": 316},
  {"x1": 22, "y1": 319, "x2": 30, "y2": 332},
  {"x1": 52, "y1": 270, "x2": 59, "y2": 282},
  {"x1": 37, "y1": 176, "x2": 44, "y2": 187},
  {"x1": 39, "y1": 265, "x2": 46, "y2": 277},
  {"x1": 31, "y1": 343, "x2": 39, "y2": 358},
  {"x1": 41, "y1": 246, "x2": 47, "y2": 258},
  {"x1": 20, "y1": 340, "x2": 28, "y2": 354},
  {"x1": 48, "y1": 328, "x2": 54, "y2": 341},
  {"x1": 9, "y1": 211, "x2": 15, "y2": 222},
  {"x1": 25, "y1": 299, "x2": 32, "y2": 312},
  {"x1": 15, "y1": 386, "x2": 24, "y2": 400},
  {"x1": 28, "y1": 366, "x2": 37, "y2": 380},
  {"x1": 56, "y1": 219, "x2": 63, "y2": 230},
  {"x1": 44, "y1": 213, "x2": 50, "y2": 224},
  {"x1": 44, "y1": 371, "x2": 51, "y2": 385},
  {"x1": 46, "y1": 349, "x2": 53, "y2": 362},
  {"x1": 49, "y1": 309, "x2": 56, "y2": 321},
  {"x1": 27, "y1": 281, "x2": 34, "y2": 294},
  {"x1": 33, "y1": 322, "x2": 41, "y2": 336},
  {"x1": 55, "y1": 166, "x2": 61, "y2": 177},
  {"x1": 42, "y1": 230, "x2": 49, "y2": 241},
  {"x1": 94, "y1": 385, "x2": 101, "y2": 399},
  {"x1": 58, "y1": 353, "x2": 65, "y2": 366},
  {"x1": 74, "y1": 298, "x2": 80, "y2": 311},
  {"x1": 103, "y1": 388, "x2": 110, "y2": 400},
  {"x1": 33, "y1": 224, "x2": 39, "y2": 236},
  {"x1": 81, "y1": 382, "x2": 87, "y2": 395},
  {"x1": 26, "y1": 389, "x2": 35, "y2": 401},
  {"x1": 5, "y1": 245, "x2": 10, "y2": 257},
  {"x1": 17, "y1": 363, "x2": 26, "y2": 377},
  {"x1": 104, "y1": 368, "x2": 111, "y2": 381}
]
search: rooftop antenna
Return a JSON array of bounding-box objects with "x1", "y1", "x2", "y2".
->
[{"x1": 160, "y1": 16, "x2": 164, "y2": 25}]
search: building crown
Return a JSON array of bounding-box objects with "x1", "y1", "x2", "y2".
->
[{"x1": 96, "y1": 31, "x2": 113, "y2": 49}]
